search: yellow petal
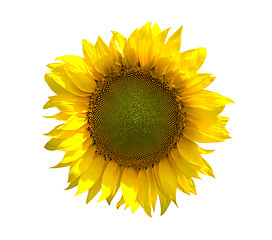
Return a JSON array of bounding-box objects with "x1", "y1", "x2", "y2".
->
[
  {"x1": 110, "y1": 31, "x2": 127, "y2": 55},
  {"x1": 47, "y1": 94, "x2": 89, "y2": 114},
  {"x1": 177, "y1": 136, "x2": 205, "y2": 166},
  {"x1": 182, "y1": 90, "x2": 234, "y2": 110},
  {"x1": 183, "y1": 121, "x2": 231, "y2": 143},
  {"x1": 185, "y1": 106, "x2": 226, "y2": 132},
  {"x1": 109, "y1": 32, "x2": 124, "y2": 66},
  {"x1": 98, "y1": 160, "x2": 120, "y2": 202},
  {"x1": 197, "y1": 145, "x2": 215, "y2": 154},
  {"x1": 44, "y1": 124, "x2": 64, "y2": 138},
  {"x1": 177, "y1": 47, "x2": 207, "y2": 78},
  {"x1": 187, "y1": 113, "x2": 217, "y2": 132},
  {"x1": 153, "y1": 56, "x2": 171, "y2": 76},
  {"x1": 120, "y1": 167, "x2": 138, "y2": 207},
  {"x1": 177, "y1": 173, "x2": 197, "y2": 195},
  {"x1": 116, "y1": 197, "x2": 125, "y2": 209},
  {"x1": 93, "y1": 36, "x2": 113, "y2": 75},
  {"x1": 56, "y1": 55, "x2": 96, "y2": 93},
  {"x1": 106, "y1": 167, "x2": 123, "y2": 205},
  {"x1": 44, "y1": 124, "x2": 88, "y2": 139},
  {"x1": 44, "y1": 112, "x2": 70, "y2": 121},
  {"x1": 146, "y1": 167, "x2": 157, "y2": 211},
  {"x1": 131, "y1": 201, "x2": 140, "y2": 214},
  {"x1": 182, "y1": 74, "x2": 215, "y2": 95},
  {"x1": 161, "y1": 26, "x2": 183, "y2": 59},
  {"x1": 123, "y1": 28, "x2": 139, "y2": 67},
  {"x1": 185, "y1": 105, "x2": 225, "y2": 120},
  {"x1": 138, "y1": 22, "x2": 154, "y2": 68},
  {"x1": 44, "y1": 132, "x2": 87, "y2": 151},
  {"x1": 68, "y1": 145, "x2": 97, "y2": 182},
  {"x1": 157, "y1": 159, "x2": 177, "y2": 203},
  {"x1": 51, "y1": 161, "x2": 70, "y2": 169},
  {"x1": 44, "y1": 73, "x2": 70, "y2": 95},
  {"x1": 43, "y1": 99, "x2": 54, "y2": 109},
  {"x1": 197, "y1": 159, "x2": 215, "y2": 178},
  {"x1": 137, "y1": 169, "x2": 151, "y2": 217},
  {"x1": 151, "y1": 23, "x2": 161, "y2": 38},
  {"x1": 65, "y1": 177, "x2": 79, "y2": 190},
  {"x1": 158, "y1": 189, "x2": 171, "y2": 216},
  {"x1": 67, "y1": 160, "x2": 82, "y2": 182},
  {"x1": 46, "y1": 65, "x2": 90, "y2": 97},
  {"x1": 82, "y1": 39, "x2": 95, "y2": 67},
  {"x1": 76, "y1": 155, "x2": 105, "y2": 195},
  {"x1": 170, "y1": 148, "x2": 200, "y2": 179},
  {"x1": 61, "y1": 137, "x2": 93, "y2": 163},
  {"x1": 61, "y1": 114, "x2": 87, "y2": 130},
  {"x1": 152, "y1": 28, "x2": 171, "y2": 68},
  {"x1": 86, "y1": 176, "x2": 102, "y2": 204}
]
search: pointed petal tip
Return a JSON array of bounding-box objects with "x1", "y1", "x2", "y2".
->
[
  {"x1": 75, "y1": 191, "x2": 81, "y2": 196},
  {"x1": 178, "y1": 25, "x2": 183, "y2": 31}
]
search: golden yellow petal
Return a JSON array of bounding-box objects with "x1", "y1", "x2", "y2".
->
[
  {"x1": 110, "y1": 31, "x2": 127, "y2": 55},
  {"x1": 106, "y1": 167, "x2": 123, "y2": 205},
  {"x1": 197, "y1": 145, "x2": 215, "y2": 154},
  {"x1": 43, "y1": 99, "x2": 54, "y2": 109},
  {"x1": 56, "y1": 55, "x2": 96, "y2": 93},
  {"x1": 61, "y1": 137, "x2": 93, "y2": 163},
  {"x1": 155, "y1": 159, "x2": 177, "y2": 204},
  {"x1": 47, "y1": 65, "x2": 90, "y2": 97},
  {"x1": 185, "y1": 105, "x2": 225, "y2": 120},
  {"x1": 61, "y1": 114, "x2": 87, "y2": 131},
  {"x1": 146, "y1": 167, "x2": 157, "y2": 211},
  {"x1": 120, "y1": 167, "x2": 138, "y2": 207},
  {"x1": 68, "y1": 145, "x2": 97, "y2": 182},
  {"x1": 44, "y1": 124, "x2": 64, "y2": 138},
  {"x1": 123, "y1": 28, "x2": 139, "y2": 67},
  {"x1": 177, "y1": 47, "x2": 207, "y2": 78},
  {"x1": 177, "y1": 173, "x2": 197, "y2": 195},
  {"x1": 182, "y1": 90, "x2": 234, "y2": 110},
  {"x1": 44, "y1": 132, "x2": 88, "y2": 152},
  {"x1": 183, "y1": 120, "x2": 231, "y2": 143},
  {"x1": 76, "y1": 155, "x2": 105, "y2": 195},
  {"x1": 82, "y1": 39, "x2": 95, "y2": 67},
  {"x1": 170, "y1": 148, "x2": 201, "y2": 179},
  {"x1": 138, "y1": 22, "x2": 154, "y2": 68},
  {"x1": 137, "y1": 169, "x2": 152, "y2": 217},
  {"x1": 44, "y1": 73, "x2": 70, "y2": 95},
  {"x1": 44, "y1": 112, "x2": 70, "y2": 121},
  {"x1": 182, "y1": 74, "x2": 215, "y2": 95},
  {"x1": 98, "y1": 160, "x2": 120, "y2": 202},
  {"x1": 151, "y1": 23, "x2": 161, "y2": 38},
  {"x1": 65, "y1": 177, "x2": 79, "y2": 190},
  {"x1": 50, "y1": 161, "x2": 71, "y2": 169},
  {"x1": 197, "y1": 159, "x2": 215, "y2": 178},
  {"x1": 92, "y1": 36, "x2": 114, "y2": 75},
  {"x1": 160, "y1": 26, "x2": 183, "y2": 59},
  {"x1": 46, "y1": 94, "x2": 89, "y2": 114},
  {"x1": 177, "y1": 136, "x2": 205, "y2": 166},
  {"x1": 86, "y1": 176, "x2": 102, "y2": 204},
  {"x1": 158, "y1": 188, "x2": 171, "y2": 216},
  {"x1": 116, "y1": 197, "x2": 125, "y2": 209},
  {"x1": 131, "y1": 201, "x2": 140, "y2": 214}
]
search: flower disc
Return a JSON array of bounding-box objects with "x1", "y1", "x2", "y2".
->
[{"x1": 89, "y1": 68, "x2": 183, "y2": 169}]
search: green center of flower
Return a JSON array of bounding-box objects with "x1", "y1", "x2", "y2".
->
[{"x1": 88, "y1": 68, "x2": 183, "y2": 169}]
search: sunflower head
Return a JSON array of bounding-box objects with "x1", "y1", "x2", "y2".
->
[{"x1": 44, "y1": 22, "x2": 233, "y2": 217}]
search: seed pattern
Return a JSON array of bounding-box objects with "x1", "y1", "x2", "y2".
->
[{"x1": 87, "y1": 67, "x2": 186, "y2": 170}]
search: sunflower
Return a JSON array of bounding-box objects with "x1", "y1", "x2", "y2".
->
[{"x1": 44, "y1": 22, "x2": 233, "y2": 217}]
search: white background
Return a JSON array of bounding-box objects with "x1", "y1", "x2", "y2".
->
[{"x1": 1, "y1": 0, "x2": 271, "y2": 239}]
